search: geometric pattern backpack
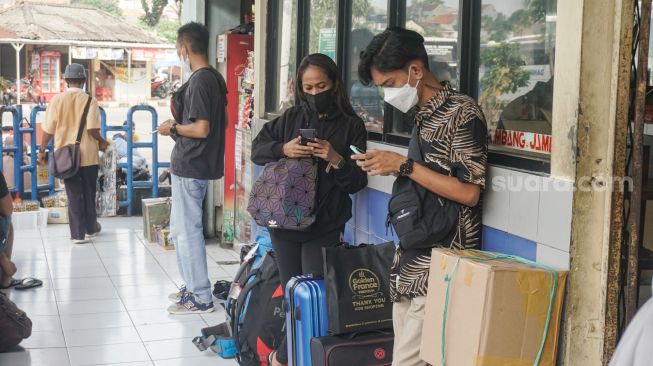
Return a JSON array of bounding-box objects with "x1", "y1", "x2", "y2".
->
[{"x1": 247, "y1": 158, "x2": 317, "y2": 231}]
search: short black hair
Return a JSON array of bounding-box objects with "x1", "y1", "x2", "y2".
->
[
  {"x1": 358, "y1": 27, "x2": 429, "y2": 85},
  {"x1": 177, "y1": 22, "x2": 209, "y2": 56}
]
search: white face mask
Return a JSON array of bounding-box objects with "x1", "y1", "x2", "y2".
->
[
  {"x1": 383, "y1": 67, "x2": 420, "y2": 113},
  {"x1": 179, "y1": 52, "x2": 192, "y2": 82}
]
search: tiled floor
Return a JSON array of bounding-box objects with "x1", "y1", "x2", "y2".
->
[{"x1": 0, "y1": 217, "x2": 240, "y2": 366}]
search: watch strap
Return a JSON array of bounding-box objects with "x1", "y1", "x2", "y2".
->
[{"x1": 399, "y1": 158, "x2": 415, "y2": 177}]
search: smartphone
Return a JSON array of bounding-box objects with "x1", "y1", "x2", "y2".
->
[
  {"x1": 350, "y1": 145, "x2": 365, "y2": 155},
  {"x1": 299, "y1": 129, "x2": 317, "y2": 145}
]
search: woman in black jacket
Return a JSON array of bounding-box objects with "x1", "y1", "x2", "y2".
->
[{"x1": 251, "y1": 53, "x2": 368, "y2": 366}]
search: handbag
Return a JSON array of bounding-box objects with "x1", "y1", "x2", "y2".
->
[
  {"x1": 247, "y1": 158, "x2": 318, "y2": 231},
  {"x1": 323, "y1": 242, "x2": 395, "y2": 334},
  {"x1": 49, "y1": 94, "x2": 93, "y2": 179},
  {"x1": 0, "y1": 291, "x2": 32, "y2": 352},
  {"x1": 386, "y1": 126, "x2": 460, "y2": 250}
]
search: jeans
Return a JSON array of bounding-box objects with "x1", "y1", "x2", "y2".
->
[{"x1": 169, "y1": 173, "x2": 212, "y2": 304}]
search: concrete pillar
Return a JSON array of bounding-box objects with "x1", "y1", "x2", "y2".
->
[
  {"x1": 182, "y1": 0, "x2": 206, "y2": 25},
  {"x1": 563, "y1": 0, "x2": 634, "y2": 364},
  {"x1": 253, "y1": 0, "x2": 267, "y2": 118}
]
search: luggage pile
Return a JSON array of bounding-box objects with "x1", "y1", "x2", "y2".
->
[
  {"x1": 286, "y1": 242, "x2": 395, "y2": 366},
  {"x1": 193, "y1": 236, "x2": 397, "y2": 366},
  {"x1": 193, "y1": 232, "x2": 285, "y2": 365}
]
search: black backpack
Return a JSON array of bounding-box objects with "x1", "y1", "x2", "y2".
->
[
  {"x1": 225, "y1": 243, "x2": 286, "y2": 366},
  {"x1": 170, "y1": 67, "x2": 227, "y2": 123}
]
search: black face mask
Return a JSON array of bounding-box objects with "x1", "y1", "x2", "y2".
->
[{"x1": 305, "y1": 89, "x2": 335, "y2": 114}]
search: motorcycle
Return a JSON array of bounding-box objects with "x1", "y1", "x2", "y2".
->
[
  {"x1": 2, "y1": 78, "x2": 39, "y2": 104},
  {"x1": 151, "y1": 74, "x2": 171, "y2": 99}
]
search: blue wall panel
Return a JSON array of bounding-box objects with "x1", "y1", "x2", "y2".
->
[{"x1": 482, "y1": 226, "x2": 537, "y2": 261}]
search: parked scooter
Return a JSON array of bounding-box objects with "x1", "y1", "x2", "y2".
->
[
  {"x1": 2, "y1": 78, "x2": 39, "y2": 104},
  {"x1": 151, "y1": 74, "x2": 172, "y2": 99}
]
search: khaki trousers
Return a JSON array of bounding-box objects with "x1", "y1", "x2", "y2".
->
[{"x1": 392, "y1": 296, "x2": 428, "y2": 366}]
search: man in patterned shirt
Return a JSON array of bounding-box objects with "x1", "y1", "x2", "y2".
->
[{"x1": 353, "y1": 27, "x2": 488, "y2": 366}]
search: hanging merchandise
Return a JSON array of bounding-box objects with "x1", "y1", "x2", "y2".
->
[{"x1": 234, "y1": 50, "x2": 256, "y2": 244}]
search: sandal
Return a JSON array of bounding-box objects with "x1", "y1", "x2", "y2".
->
[{"x1": 14, "y1": 277, "x2": 43, "y2": 290}]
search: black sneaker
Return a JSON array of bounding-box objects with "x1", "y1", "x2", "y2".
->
[{"x1": 87, "y1": 223, "x2": 102, "y2": 239}]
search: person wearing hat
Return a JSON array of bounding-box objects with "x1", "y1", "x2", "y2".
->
[{"x1": 38, "y1": 63, "x2": 108, "y2": 244}]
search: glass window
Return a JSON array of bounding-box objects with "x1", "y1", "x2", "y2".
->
[
  {"x1": 308, "y1": 0, "x2": 338, "y2": 60},
  {"x1": 42, "y1": 57, "x2": 50, "y2": 93},
  {"x1": 386, "y1": 0, "x2": 461, "y2": 139},
  {"x1": 349, "y1": 0, "x2": 388, "y2": 134},
  {"x1": 479, "y1": 0, "x2": 557, "y2": 159},
  {"x1": 52, "y1": 57, "x2": 60, "y2": 93},
  {"x1": 269, "y1": 0, "x2": 298, "y2": 113},
  {"x1": 406, "y1": 0, "x2": 460, "y2": 88}
]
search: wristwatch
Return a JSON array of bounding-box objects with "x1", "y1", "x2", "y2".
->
[
  {"x1": 399, "y1": 158, "x2": 415, "y2": 177},
  {"x1": 170, "y1": 123, "x2": 178, "y2": 136}
]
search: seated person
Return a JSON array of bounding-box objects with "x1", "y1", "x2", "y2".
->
[
  {"x1": 112, "y1": 131, "x2": 150, "y2": 183},
  {"x1": 0, "y1": 172, "x2": 15, "y2": 289}
]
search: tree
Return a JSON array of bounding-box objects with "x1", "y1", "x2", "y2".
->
[
  {"x1": 169, "y1": 0, "x2": 183, "y2": 23},
  {"x1": 141, "y1": 0, "x2": 168, "y2": 27},
  {"x1": 482, "y1": 13, "x2": 512, "y2": 42},
  {"x1": 524, "y1": 0, "x2": 547, "y2": 23},
  {"x1": 479, "y1": 43, "x2": 530, "y2": 124},
  {"x1": 308, "y1": 0, "x2": 338, "y2": 55},
  {"x1": 352, "y1": 0, "x2": 370, "y2": 20},
  {"x1": 72, "y1": 0, "x2": 121, "y2": 17},
  {"x1": 153, "y1": 20, "x2": 180, "y2": 43}
]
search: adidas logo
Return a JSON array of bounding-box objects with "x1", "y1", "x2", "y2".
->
[
  {"x1": 268, "y1": 220, "x2": 278, "y2": 227},
  {"x1": 397, "y1": 209, "x2": 410, "y2": 220}
]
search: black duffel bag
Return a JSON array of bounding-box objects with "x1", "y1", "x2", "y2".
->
[
  {"x1": 311, "y1": 330, "x2": 394, "y2": 366},
  {"x1": 0, "y1": 291, "x2": 32, "y2": 352},
  {"x1": 386, "y1": 126, "x2": 460, "y2": 250},
  {"x1": 323, "y1": 242, "x2": 394, "y2": 335}
]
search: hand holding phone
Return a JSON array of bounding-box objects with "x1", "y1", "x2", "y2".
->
[
  {"x1": 299, "y1": 129, "x2": 317, "y2": 146},
  {"x1": 349, "y1": 145, "x2": 365, "y2": 155}
]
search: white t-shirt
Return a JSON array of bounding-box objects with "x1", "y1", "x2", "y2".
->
[{"x1": 610, "y1": 282, "x2": 653, "y2": 366}]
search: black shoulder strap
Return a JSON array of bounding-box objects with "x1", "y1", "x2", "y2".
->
[
  {"x1": 75, "y1": 94, "x2": 93, "y2": 144},
  {"x1": 408, "y1": 125, "x2": 425, "y2": 163}
]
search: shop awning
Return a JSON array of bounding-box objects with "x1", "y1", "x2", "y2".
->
[{"x1": 0, "y1": 3, "x2": 173, "y2": 49}]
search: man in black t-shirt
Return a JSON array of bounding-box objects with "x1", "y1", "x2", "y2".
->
[
  {"x1": 157, "y1": 22, "x2": 227, "y2": 315},
  {"x1": 0, "y1": 172, "x2": 16, "y2": 289}
]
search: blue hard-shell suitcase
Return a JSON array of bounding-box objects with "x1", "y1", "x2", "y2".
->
[{"x1": 285, "y1": 276, "x2": 329, "y2": 366}]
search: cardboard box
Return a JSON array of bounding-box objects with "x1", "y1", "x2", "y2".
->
[
  {"x1": 142, "y1": 198, "x2": 171, "y2": 243},
  {"x1": 420, "y1": 249, "x2": 567, "y2": 366},
  {"x1": 47, "y1": 207, "x2": 69, "y2": 224}
]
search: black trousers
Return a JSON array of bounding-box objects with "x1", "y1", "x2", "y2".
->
[
  {"x1": 64, "y1": 165, "x2": 99, "y2": 240},
  {"x1": 269, "y1": 227, "x2": 343, "y2": 364}
]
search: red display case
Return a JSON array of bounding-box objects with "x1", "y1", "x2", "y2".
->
[
  {"x1": 38, "y1": 51, "x2": 62, "y2": 102},
  {"x1": 217, "y1": 33, "x2": 254, "y2": 244}
]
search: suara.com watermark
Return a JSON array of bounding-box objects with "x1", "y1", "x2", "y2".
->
[{"x1": 490, "y1": 175, "x2": 634, "y2": 193}]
